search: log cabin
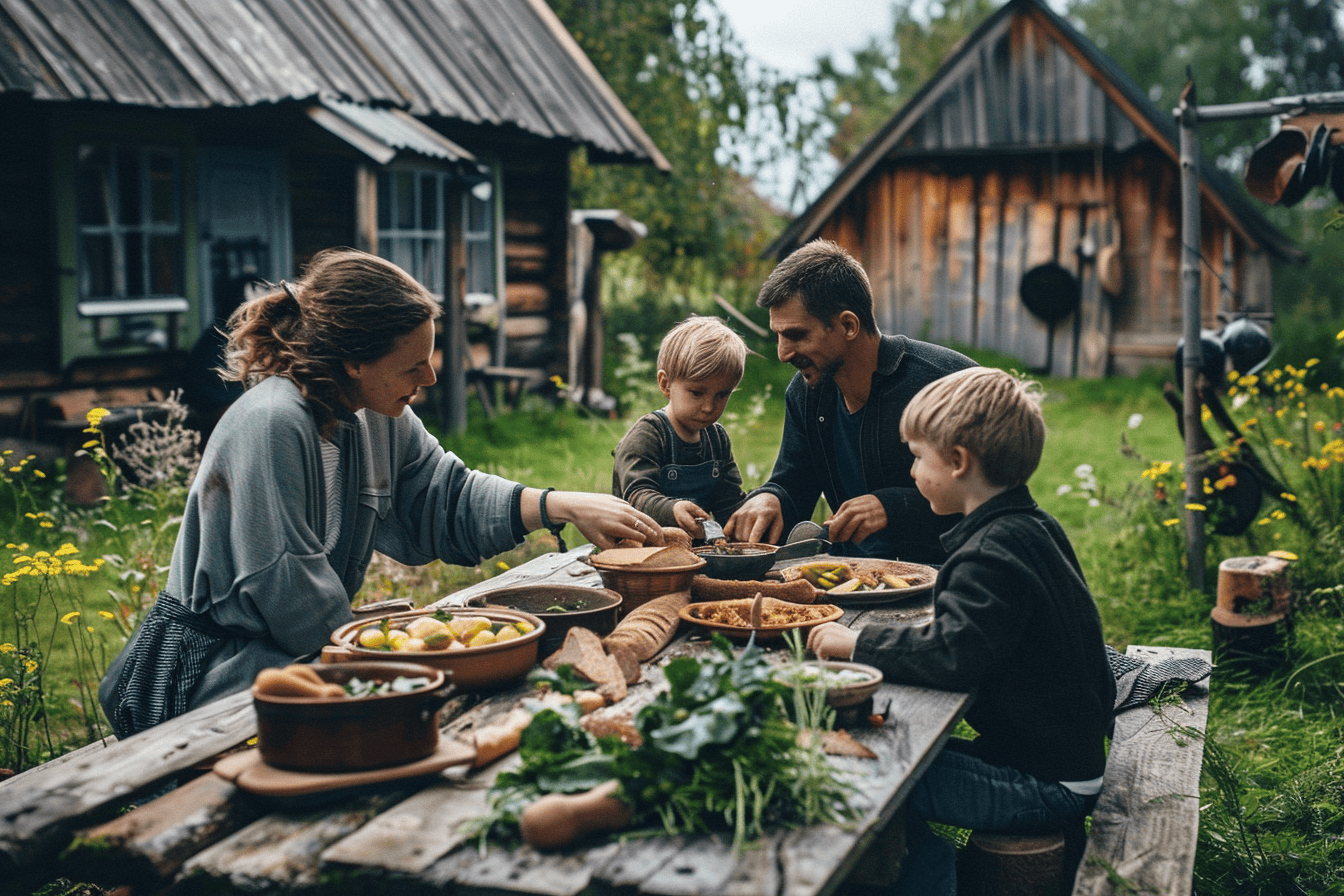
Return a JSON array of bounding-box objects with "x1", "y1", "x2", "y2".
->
[
  {"x1": 0, "y1": 0, "x2": 668, "y2": 443},
  {"x1": 767, "y1": 0, "x2": 1302, "y2": 378}
]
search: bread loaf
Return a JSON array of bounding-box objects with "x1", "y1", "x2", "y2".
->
[
  {"x1": 690, "y1": 575, "x2": 818, "y2": 604},
  {"x1": 601, "y1": 589, "x2": 690, "y2": 669}
]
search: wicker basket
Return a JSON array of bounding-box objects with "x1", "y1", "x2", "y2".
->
[{"x1": 590, "y1": 554, "x2": 707, "y2": 614}]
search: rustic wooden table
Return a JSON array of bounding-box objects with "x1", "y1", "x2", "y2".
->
[{"x1": 0, "y1": 546, "x2": 968, "y2": 896}]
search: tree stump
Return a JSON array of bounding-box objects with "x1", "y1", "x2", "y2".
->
[
  {"x1": 959, "y1": 830, "x2": 1065, "y2": 896},
  {"x1": 1211, "y1": 554, "x2": 1295, "y2": 669}
]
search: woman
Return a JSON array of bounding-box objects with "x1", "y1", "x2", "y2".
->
[{"x1": 99, "y1": 248, "x2": 659, "y2": 738}]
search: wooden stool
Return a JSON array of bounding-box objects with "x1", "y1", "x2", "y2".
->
[{"x1": 959, "y1": 830, "x2": 1066, "y2": 896}]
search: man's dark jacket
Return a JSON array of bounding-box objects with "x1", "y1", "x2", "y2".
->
[
  {"x1": 752, "y1": 334, "x2": 975, "y2": 564},
  {"x1": 853, "y1": 485, "x2": 1116, "y2": 784}
]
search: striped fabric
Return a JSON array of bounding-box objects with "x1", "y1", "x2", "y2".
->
[
  {"x1": 1106, "y1": 645, "x2": 1212, "y2": 712},
  {"x1": 321, "y1": 438, "x2": 342, "y2": 553},
  {"x1": 105, "y1": 594, "x2": 251, "y2": 738}
]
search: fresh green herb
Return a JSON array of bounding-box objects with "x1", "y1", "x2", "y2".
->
[
  {"x1": 469, "y1": 632, "x2": 858, "y2": 853},
  {"x1": 527, "y1": 664, "x2": 590, "y2": 696}
]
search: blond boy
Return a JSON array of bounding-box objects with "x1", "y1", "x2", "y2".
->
[
  {"x1": 809, "y1": 367, "x2": 1115, "y2": 896},
  {"x1": 612, "y1": 316, "x2": 749, "y2": 537}
]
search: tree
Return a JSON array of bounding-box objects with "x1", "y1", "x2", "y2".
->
[{"x1": 546, "y1": 0, "x2": 785, "y2": 281}]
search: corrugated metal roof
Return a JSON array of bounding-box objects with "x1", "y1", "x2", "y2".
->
[
  {"x1": 769, "y1": 0, "x2": 1297, "y2": 262},
  {"x1": 309, "y1": 98, "x2": 476, "y2": 165},
  {"x1": 0, "y1": 0, "x2": 669, "y2": 170}
]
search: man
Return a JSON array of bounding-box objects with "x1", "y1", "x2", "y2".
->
[{"x1": 724, "y1": 239, "x2": 976, "y2": 564}]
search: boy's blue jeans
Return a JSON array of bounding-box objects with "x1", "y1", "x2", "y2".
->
[{"x1": 890, "y1": 739, "x2": 1098, "y2": 896}]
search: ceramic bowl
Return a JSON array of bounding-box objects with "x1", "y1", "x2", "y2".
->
[
  {"x1": 252, "y1": 660, "x2": 453, "y2": 772},
  {"x1": 325, "y1": 607, "x2": 545, "y2": 689},
  {"x1": 476, "y1": 584, "x2": 623, "y2": 655}
]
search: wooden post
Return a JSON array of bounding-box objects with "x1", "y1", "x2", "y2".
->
[{"x1": 1177, "y1": 79, "x2": 1207, "y2": 591}]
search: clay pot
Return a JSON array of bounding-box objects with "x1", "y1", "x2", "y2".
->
[{"x1": 252, "y1": 661, "x2": 453, "y2": 772}]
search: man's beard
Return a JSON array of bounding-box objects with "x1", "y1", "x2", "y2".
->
[{"x1": 794, "y1": 354, "x2": 845, "y2": 386}]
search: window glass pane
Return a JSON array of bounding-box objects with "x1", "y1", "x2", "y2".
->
[
  {"x1": 125, "y1": 231, "x2": 145, "y2": 296},
  {"x1": 466, "y1": 240, "x2": 492, "y2": 295},
  {"x1": 81, "y1": 234, "x2": 114, "y2": 297},
  {"x1": 147, "y1": 151, "x2": 177, "y2": 225},
  {"x1": 419, "y1": 173, "x2": 439, "y2": 231},
  {"x1": 149, "y1": 234, "x2": 183, "y2": 294},
  {"x1": 466, "y1": 190, "x2": 490, "y2": 234},
  {"x1": 118, "y1": 150, "x2": 142, "y2": 226},
  {"x1": 76, "y1": 145, "x2": 113, "y2": 227},
  {"x1": 395, "y1": 172, "x2": 415, "y2": 230},
  {"x1": 420, "y1": 239, "x2": 441, "y2": 294},
  {"x1": 377, "y1": 175, "x2": 391, "y2": 230}
]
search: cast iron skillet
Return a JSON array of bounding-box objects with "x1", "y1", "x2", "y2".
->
[{"x1": 694, "y1": 520, "x2": 829, "y2": 580}]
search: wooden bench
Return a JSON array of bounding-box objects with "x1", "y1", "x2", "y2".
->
[{"x1": 961, "y1": 645, "x2": 1213, "y2": 896}]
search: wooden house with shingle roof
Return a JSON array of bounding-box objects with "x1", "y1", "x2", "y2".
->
[
  {"x1": 768, "y1": 0, "x2": 1300, "y2": 378},
  {"x1": 0, "y1": 0, "x2": 667, "y2": 438}
]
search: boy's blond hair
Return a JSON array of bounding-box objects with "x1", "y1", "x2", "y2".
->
[
  {"x1": 900, "y1": 367, "x2": 1045, "y2": 488},
  {"x1": 657, "y1": 315, "x2": 747, "y2": 384}
]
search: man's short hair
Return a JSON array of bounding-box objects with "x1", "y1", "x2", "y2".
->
[
  {"x1": 900, "y1": 367, "x2": 1046, "y2": 488},
  {"x1": 756, "y1": 239, "x2": 878, "y2": 335},
  {"x1": 658, "y1": 315, "x2": 748, "y2": 384}
]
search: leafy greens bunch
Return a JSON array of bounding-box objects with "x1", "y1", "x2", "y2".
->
[{"x1": 472, "y1": 633, "x2": 858, "y2": 853}]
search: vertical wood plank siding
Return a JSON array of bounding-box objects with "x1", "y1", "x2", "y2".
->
[{"x1": 806, "y1": 7, "x2": 1272, "y2": 378}]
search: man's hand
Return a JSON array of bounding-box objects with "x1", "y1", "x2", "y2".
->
[
  {"x1": 825, "y1": 495, "x2": 888, "y2": 545},
  {"x1": 807, "y1": 622, "x2": 858, "y2": 661},
  {"x1": 724, "y1": 492, "x2": 784, "y2": 545}
]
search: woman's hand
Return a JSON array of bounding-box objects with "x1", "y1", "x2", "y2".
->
[
  {"x1": 524, "y1": 490, "x2": 661, "y2": 550},
  {"x1": 806, "y1": 622, "x2": 858, "y2": 661}
]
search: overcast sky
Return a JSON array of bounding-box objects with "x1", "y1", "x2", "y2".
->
[{"x1": 715, "y1": 0, "x2": 887, "y2": 77}]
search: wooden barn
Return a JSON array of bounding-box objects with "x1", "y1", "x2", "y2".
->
[
  {"x1": 0, "y1": 0, "x2": 668, "y2": 441},
  {"x1": 768, "y1": 0, "x2": 1302, "y2": 378}
]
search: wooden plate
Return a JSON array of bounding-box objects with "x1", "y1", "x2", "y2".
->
[
  {"x1": 213, "y1": 739, "x2": 476, "y2": 797},
  {"x1": 775, "y1": 557, "x2": 938, "y2": 605},
  {"x1": 774, "y1": 660, "x2": 884, "y2": 707},
  {"x1": 678, "y1": 597, "x2": 843, "y2": 641}
]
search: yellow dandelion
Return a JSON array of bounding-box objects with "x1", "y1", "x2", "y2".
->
[
  {"x1": 1280, "y1": 492, "x2": 1298, "y2": 502},
  {"x1": 1163, "y1": 518, "x2": 1182, "y2": 527},
  {"x1": 1186, "y1": 503, "x2": 1207, "y2": 512},
  {"x1": 98, "y1": 610, "x2": 115, "y2": 620},
  {"x1": 55, "y1": 544, "x2": 78, "y2": 557},
  {"x1": 60, "y1": 611, "x2": 80, "y2": 624},
  {"x1": 86, "y1": 407, "x2": 110, "y2": 427},
  {"x1": 1268, "y1": 550, "x2": 1298, "y2": 561},
  {"x1": 0, "y1": 643, "x2": 15, "y2": 653},
  {"x1": 33, "y1": 469, "x2": 45, "y2": 479},
  {"x1": 24, "y1": 659, "x2": 37, "y2": 674},
  {"x1": 496, "y1": 561, "x2": 510, "y2": 571},
  {"x1": 0, "y1": 678, "x2": 12, "y2": 688}
]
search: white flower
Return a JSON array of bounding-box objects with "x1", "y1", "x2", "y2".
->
[
  {"x1": 1073, "y1": 463, "x2": 1093, "y2": 478},
  {"x1": 1088, "y1": 498, "x2": 1101, "y2": 508},
  {"x1": 1127, "y1": 413, "x2": 1144, "y2": 429},
  {"x1": 1056, "y1": 484, "x2": 1073, "y2": 496},
  {"x1": 1232, "y1": 393, "x2": 1249, "y2": 410}
]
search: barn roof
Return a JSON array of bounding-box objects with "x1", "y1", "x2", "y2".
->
[
  {"x1": 0, "y1": 0, "x2": 669, "y2": 170},
  {"x1": 769, "y1": 0, "x2": 1299, "y2": 262}
]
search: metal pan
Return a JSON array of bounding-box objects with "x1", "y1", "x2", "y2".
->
[{"x1": 693, "y1": 537, "x2": 831, "y2": 580}]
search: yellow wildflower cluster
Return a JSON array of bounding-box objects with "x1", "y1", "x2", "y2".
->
[{"x1": 3, "y1": 543, "x2": 105, "y2": 587}]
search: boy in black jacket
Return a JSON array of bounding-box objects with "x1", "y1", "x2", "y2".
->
[{"x1": 808, "y1": 367, "x2": 1115, "y2": 896}]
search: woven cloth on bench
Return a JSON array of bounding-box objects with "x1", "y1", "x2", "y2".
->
[{"x1": 1106, "y1": 645, "x2": 1213, "y2": 711}]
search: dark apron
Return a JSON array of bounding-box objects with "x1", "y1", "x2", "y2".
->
[
  {"x1": 100, "y1": 593, "x2": 252, "y2": 738},
  {"x1": 652, "y1": 409, "x2": 727, "y2": 511}
]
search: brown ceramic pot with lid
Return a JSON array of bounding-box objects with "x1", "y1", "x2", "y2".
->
[{"x1": 252, "y1": 661, "x2": 453, "y2": 772}]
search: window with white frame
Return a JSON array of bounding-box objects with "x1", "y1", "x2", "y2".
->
[
  {"x1": 75, "y1": 143, "x2": 185, "y2": 310},
  {"x1": 376, "y1": 167, "x2": 496, "y2": 305}
]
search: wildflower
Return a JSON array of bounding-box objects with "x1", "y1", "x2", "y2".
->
[
  {"x1": 1268, "y1": 550, "x2": 1298, "y2": 561},
  {"x1": 55, "y1": 544, "x2": 79, "y2": 557},
  {"x1": 85, "y1": 407, "x2": 110, "y2": 428},
  {"x1": 60, "y1": 611, "x2": 81, "y2": 624},
  {"x1": 98, "y1": 610, "x2": 115, "y2": 621},
  {"x1": 0, "y1": 643, "x2": 15, "y2": 653},
  {"x1": 1127, "y1": 413, "x2": 1143, "y2": 429},
  {"x1": 1163, "y1": 518, "x2": 1182, "y2": 527},
  {"x1": 0, "y1": 678, "x2": 11, "y2": 688},
  {"x1": 1280, "y1": 492, "x2": 1298, "y2": 502},
  {"x1": 496, "y1": 561, "x2": 510, "y2": 571},
  {"x1": 1185, "y1": 503, "x2": 1207, "y2": 512},
  {"x1": 1056, "y1": 484, "x2": 1072, "y2": 496},
  {"x1": 33, "y1": 469, "x2": 45, "y2": 478},
  {"x1": 24, "y1": 659, "x2": 37, "y2": 674}
]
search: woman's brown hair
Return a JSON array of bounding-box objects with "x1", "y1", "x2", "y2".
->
[{"x1": 223, "y1": 248, "x2": 441, "y2": 432}]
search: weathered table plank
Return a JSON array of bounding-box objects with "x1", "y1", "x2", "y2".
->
[{"x1": 1073, "y1": 645, "x2": 1212, "y2": 896}]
